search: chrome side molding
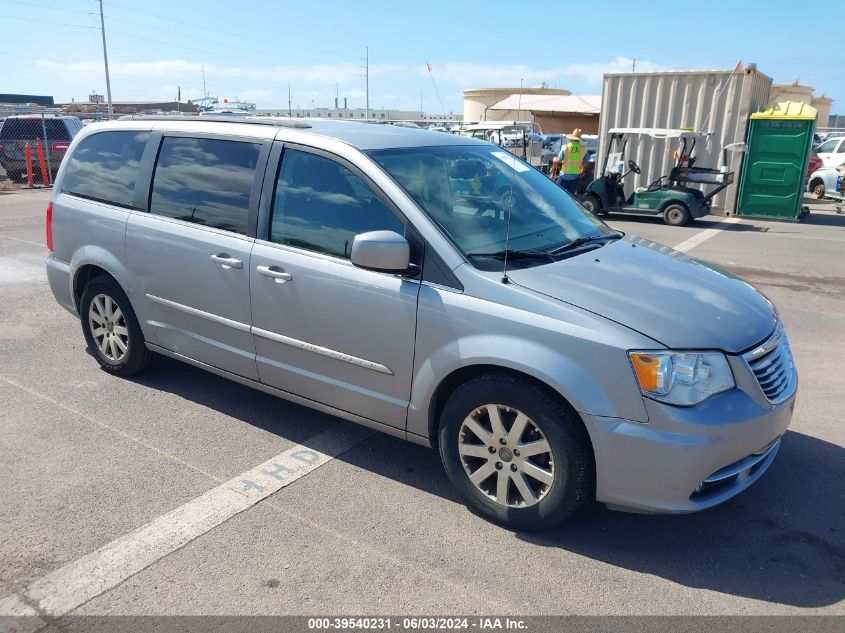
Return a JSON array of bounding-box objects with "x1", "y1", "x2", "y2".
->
[
  {"x1": 252, "y1": 326, "x2": 393, "y2": 375},
  {"x1": 146, "y1": 293, "x2": 393, "y2": 375}
]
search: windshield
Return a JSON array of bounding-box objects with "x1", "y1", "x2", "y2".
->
[{"x1": 368, "y1": 145, "x2": 614, "y2": 270}]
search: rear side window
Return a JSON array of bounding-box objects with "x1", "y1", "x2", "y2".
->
[
  {"x1": 270, "y1": 149, "x2": 404, "y2": 258},
  {"x1": 150, "y1": 137, "x2": 260, "y2": 235},
  {"x1": 0, "y1": 118, "x2": 72, "y2": 140},
  {"x1": 61, "y1": 131, "x2": 149, "y2": 208}
]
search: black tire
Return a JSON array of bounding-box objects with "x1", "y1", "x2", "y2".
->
[
  {"x1": 810, "y1": 178, "x2": 825, "y2": 198},
  {"x1": 80, "y1": 276, "x2": 155, "y2": 375},
  {"x1": 438, "y1": 372, "x2": 594, "y2": 530},
  {"x1": 663, "y1": 203, "x2": 691, "y2": 226},
  {"x1": 580, "y1": 194, "x2": 602, "y2": 216}
]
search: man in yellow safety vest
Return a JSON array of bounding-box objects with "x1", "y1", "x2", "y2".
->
[{"x1": 552, "y1": 128, "x2": 585, "y2": 195}]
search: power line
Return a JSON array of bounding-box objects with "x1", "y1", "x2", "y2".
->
[
  {"x1": 2, "y1": 14, "x2": 97, "y2": 29},
  {"x1": 100, "y1": 14, "x2": 349, "y2": 66},
  {"x1": 0, "y1": 0, "x2": 95, "y2": 16},
  {"x1": 104, "y1": 0, "x2": 354, "y2": 62},
  {"x1": 3, "y1": 0, "x2": 358, "y2": 67}
]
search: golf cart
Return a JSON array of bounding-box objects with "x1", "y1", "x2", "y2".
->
[{"x1": 579, "y1": 128, "x2": 744, "y2": 226}]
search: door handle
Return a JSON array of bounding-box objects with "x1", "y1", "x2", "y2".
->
[
  {"x1": 256, "y1": 265, "x2": 293, "y2": 283},
  {"x1": 210, "y1": 253, "x2": 243, "y2": 269}
]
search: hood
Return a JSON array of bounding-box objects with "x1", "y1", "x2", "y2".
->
[{"x1": 506, "y1": 236, "x2": 776, "y2": 353}]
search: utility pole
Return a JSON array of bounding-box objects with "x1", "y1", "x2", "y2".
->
[
  {"x1": 632, "y1": 58, "x2": 636, "y2": 73},
  {"x1": 288, "y1": 83, "x2": 292, "y2": 117},
  {"x1": 365, "y1": 47, "x2": 369, "y2": 120},
  {"x1": 98, "y1": 0, "x2": 113, "y2": 117}
]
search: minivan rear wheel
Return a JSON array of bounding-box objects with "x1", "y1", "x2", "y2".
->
[
  {"x1": 438, "y1": 373, "x2": 594, "y2": 529},
  {"x1": 80, "y1": 277, "x2": 154, "y2": 375}
]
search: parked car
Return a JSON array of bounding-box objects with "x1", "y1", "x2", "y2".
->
[
  {"x1": 807, "y1": 151, "x2": 823, "y2": 178},
  {"x1": 46, "y1": 118, "x2": 796, "y2": 529},
  {"x1": 0, "y1": 115, "x2": 82, "y2": 181},
  {"x1": 807, "y1": 164, "x2": 844, "y2": 199},
  {"x1": 541, "y1": 134, "x2": 598, "y2": 170},
  {"x1": 815, "y1": 136, "x2": 845, "y2": 168},
  {"x1": 541, "y1": 134, "x2": 561, "y2": 149}
]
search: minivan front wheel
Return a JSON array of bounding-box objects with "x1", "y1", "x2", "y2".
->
[
  {"x1": 438, "y1": 373, "x2": 593, "y2": 529},
  {"x1": 80, "y1": 277, "x2": 154, "y2": 375}
]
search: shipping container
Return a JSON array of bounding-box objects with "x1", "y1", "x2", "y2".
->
[{"x1": 598, "y1": 69, "x2": 772, "y2": 213}]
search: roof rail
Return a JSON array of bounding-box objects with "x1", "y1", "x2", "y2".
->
[{"x1": 116, "y1": 115, "x2": 312, "y2": 129}]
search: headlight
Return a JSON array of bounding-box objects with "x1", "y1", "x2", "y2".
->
[{"x1": 628, "y1": 351, "x2": 735, "y2": 406}]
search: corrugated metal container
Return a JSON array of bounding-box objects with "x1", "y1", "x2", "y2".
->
[{"x1": 598, "y1": 69, "x2": 772, "y2": 213}]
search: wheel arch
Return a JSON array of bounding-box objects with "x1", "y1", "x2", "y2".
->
[
  {"x1": 659, "y1": 197, "x2": 692, "y2": 214},
  {"x1": 70, "y1": 246, "x2": 138, "y2": 312},
  {"x1": 425, "y1": 363, "x2": 594, "y2": 452},
  {"x1": 73, "y1": 264, "x2": 115, "y2": 311}
]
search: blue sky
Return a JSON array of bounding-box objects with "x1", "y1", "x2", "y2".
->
[{"x1": 4, "y1": 0, "x2": 842, "y2": 114}]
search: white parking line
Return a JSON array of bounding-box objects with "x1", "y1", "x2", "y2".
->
[
  {"x1": 672, "y1": 216, "x2": 742, "y2": 253},
  {"x1": 2, "y1": 423, "x2": 372, "y2": 617},
  {"x1": 0, "y1": 233, "x2": 43, "y2": 247}
]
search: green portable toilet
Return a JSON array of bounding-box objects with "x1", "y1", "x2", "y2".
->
[{"x1": 736, "y1": 101, "x2": 816, "y2": 220}]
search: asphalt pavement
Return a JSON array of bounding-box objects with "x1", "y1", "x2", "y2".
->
[{"x1": 0, "y1": 188, "x2": 842, "y2": 620}]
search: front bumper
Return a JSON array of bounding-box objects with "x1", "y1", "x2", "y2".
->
[{"x1": 584, "y1": 385, "x2": 796, "y2": 514}]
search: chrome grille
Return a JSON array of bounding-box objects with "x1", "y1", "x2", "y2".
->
[{"x1": 744, "y1": 323, "x2": 796, "y2": 404}]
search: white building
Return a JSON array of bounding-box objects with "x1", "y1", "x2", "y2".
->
[{"x1": 258, "y1": 107, "x2": 462, "y2": 122}]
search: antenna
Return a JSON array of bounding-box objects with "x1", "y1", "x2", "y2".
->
[{"x1": 501, "y1": 78, "x2": 524, "y2": 284}]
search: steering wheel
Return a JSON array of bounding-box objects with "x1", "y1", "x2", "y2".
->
[
  {"x1": 474, "y1": 205, "x2": 505, "y2": 220},
  {"x1": 628, "y1": 159, "x2": 641, "y2": 174}
]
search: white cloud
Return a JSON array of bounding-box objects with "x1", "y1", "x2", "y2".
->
[
  {"x1": 33, "y1": 56, "x2": 665, "y2": 108},
  {"x1": 417, "y1": 57, "x2": 665, "y2": 88}
]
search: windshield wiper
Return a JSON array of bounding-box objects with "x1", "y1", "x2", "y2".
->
[
  {"x1": 466, "y1": 249, "x2": 556, "y2": 263},
  {"x1": 548, "y1": 232, "x2": 624, "y2": 255}
]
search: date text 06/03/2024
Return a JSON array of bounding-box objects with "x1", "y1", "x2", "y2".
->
[{"x1": 306, "y1": 617, "x2": 528, "y2": 630}]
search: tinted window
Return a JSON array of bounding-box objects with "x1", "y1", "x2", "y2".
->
[
  {"x1": 270, "y1": 149, "x2": 404, "y2": 258},
  {"x1": 61, "y1": 131, "x2": 149, "y2": 208},
  {"x1": 150, "y1": 137, "x2": 260, "y2": 234},
  {"x1": 1, "y1": 118, "x2": 72, "y2": 140}
]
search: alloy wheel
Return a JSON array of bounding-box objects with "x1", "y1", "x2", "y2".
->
[
  {"x1": 88, "y1": 293, "x2": 129, "y2": 362},
  {"x1": 458, "y1": 404, "x2": 555, "y2": 508}
]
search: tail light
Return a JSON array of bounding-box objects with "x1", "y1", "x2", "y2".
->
[
  {"x1": 50, "y1": 142, "x2": 70, "y2": 152},
  {"x1": 46, "y1": 201, "x2": 53, "y2": 251}
]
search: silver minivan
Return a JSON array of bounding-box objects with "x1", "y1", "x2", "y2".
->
[{"x1": 46, "y1": 117, "x2": 797, "y2": 529}]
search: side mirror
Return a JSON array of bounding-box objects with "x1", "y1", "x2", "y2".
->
[{"x1": 351, "y1": 230, "x2": 413, "y2": 275}]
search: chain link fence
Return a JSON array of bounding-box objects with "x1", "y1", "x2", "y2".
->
[{"x1": 0, "y1": 110, "x2": 88, "y2": 186}]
